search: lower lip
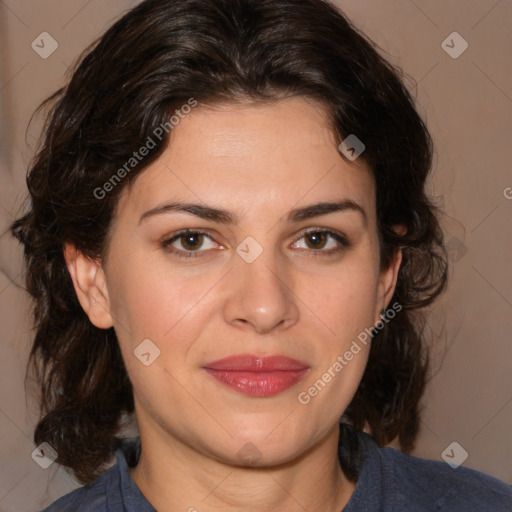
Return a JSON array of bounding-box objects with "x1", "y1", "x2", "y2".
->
[{"x1": 204, "y1": 369, "x2": 309, "y2": 397}]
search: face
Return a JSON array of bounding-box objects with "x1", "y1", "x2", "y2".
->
[{"x1": 67, "y1": 97, "x2": 401, "y2": 467}]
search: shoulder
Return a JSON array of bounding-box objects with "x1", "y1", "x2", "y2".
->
[
  {"x1": 39, "y1": 469, "x2": 113, "y2": 512},
  {"x1": 39, "y1": 439, "x2": 139, "y2": 512},
  {"x1": 39, "y1": 438, "x2": 152, "y2": 512},
  {"x1": 358, "y1": 432, "x2": 512, "y2": 511}
]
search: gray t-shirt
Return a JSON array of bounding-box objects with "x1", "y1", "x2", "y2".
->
[{"x1": 40, "y1": 429, "x2": 512, "y2": 511}]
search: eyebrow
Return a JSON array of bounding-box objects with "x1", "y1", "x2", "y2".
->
[{"x1": 138, "y1": 199, "x2": 367, "y2": 226}]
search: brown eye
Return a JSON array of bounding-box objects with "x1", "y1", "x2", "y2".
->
[
  {"x1": 162, "y1": 229, "x2": 220, "y2": 259},
  {"x1": 291, "y1": 229, "x2": 349, "y2": 254},
  {"x1": 304, "y1": 232, "x2": 329, "y2": 249},
  {"x1": 179, "y1": 233, "x2": 205, "y2": 251}
]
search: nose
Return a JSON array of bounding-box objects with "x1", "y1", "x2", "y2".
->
[{"x1": 223, "y1": 247, "x2": 300, "y2": 334}]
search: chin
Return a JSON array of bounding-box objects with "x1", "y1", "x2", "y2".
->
[{"x1": 223, "y1": 425, "x2": 313, "y2": 467}]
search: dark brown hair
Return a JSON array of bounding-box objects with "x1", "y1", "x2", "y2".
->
[{"x1": 11, "y1": 0, "x2": 447, "y2": 485}]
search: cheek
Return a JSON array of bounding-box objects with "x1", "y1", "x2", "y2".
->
[
  {"x1": 300, "y1": 260, "x2": 380, "y2": 339},
  {"x1": 108, "y1": 252, "x2": 212, "y2": 342},
  {"x1": 294, "y1": 267, "x2": 376, "y2": 420}
]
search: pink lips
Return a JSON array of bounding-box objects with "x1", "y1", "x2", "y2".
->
[{"x1": 203, "y1": 355, "x2": 310, "y2": 397}]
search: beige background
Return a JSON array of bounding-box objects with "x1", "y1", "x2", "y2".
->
[{"x1": 0, "y1": 1, "x2": 511, "y2": 510}]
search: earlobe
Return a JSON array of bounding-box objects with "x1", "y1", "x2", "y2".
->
[{"x1": 63, "y1": 243, "x2": 113, "y2": 329}]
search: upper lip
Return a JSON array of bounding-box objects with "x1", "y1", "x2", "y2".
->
[{"x1": 203, "y1": 354, "x2": 309, "y2": 372}]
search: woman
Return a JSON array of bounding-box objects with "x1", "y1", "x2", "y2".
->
[{"x1": 11, "y1": 0, "x2": 511, "y2": 510}]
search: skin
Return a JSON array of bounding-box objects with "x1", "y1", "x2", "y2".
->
[{"x1": 64, "y1": 97, "x2": 403, "y2": 511}]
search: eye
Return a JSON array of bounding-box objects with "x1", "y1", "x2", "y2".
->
[
  {"x1": 290, "y1": 228, "x2": 349, "y2": 254},
  {"x1": 162, "y1": 229, "x2": 221, "y2": 258}
]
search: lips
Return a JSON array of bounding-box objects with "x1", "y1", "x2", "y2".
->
[{"x1": 203, "y1": 355, "x2": 309, "y2": 397}]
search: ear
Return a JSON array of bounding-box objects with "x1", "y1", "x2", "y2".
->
[
  {"x1": 63, "y1": 243, "x2": 113, "y2": 329},
  {"x1": 374, "y1": 224, "x2": 406, "y2": 324}
]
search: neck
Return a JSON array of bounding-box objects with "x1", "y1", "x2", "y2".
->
[{"x1": 130, "y1": 423, "x2": 355, "y2": 512}]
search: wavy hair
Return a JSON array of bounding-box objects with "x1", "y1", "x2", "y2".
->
[{"x1": 11, "y1": 0, "x2": 447, "y2": 484}]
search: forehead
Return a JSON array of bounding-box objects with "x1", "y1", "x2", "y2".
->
[{"x1": 116, "y1": 97, "x2": 375, "y2": 225}]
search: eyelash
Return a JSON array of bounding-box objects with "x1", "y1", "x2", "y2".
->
[{"x1": 161, "y1": 227, "x2": 349, "y2": 259}]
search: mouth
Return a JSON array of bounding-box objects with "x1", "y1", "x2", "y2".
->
[{"x1": 203, "y1": 354, "x2": 310, "y2": 397}]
